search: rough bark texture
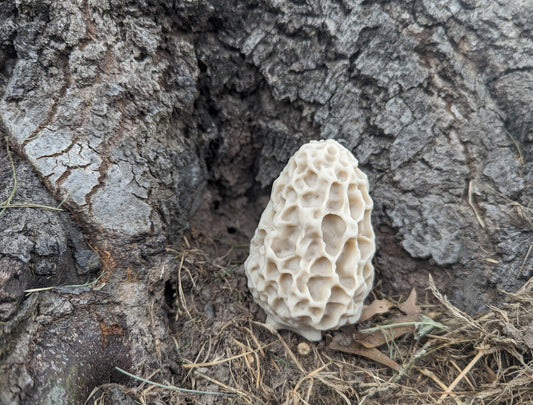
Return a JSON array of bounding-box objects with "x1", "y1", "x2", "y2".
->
[{"x1": 0, "y1": 0, "x2": 531, "y2": 403}]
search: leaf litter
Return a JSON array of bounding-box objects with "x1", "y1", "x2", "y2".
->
[{"x1": 95, "y1": 238, "x2": 533, "y2": 405}]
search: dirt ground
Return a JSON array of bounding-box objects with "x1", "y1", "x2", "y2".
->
[{"x1": 92, "y1": 189, "x2": 533, "y2": 405}]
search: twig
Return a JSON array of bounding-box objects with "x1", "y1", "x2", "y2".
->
[
  {"x1": 0, "y1": 136, "x2": 17, "y2": 217},
  {"x1": 177, "y1": 251, "x2": 198, "y2": 328},
  {"x1": 418, "y1": 367, "x2": 450, "y2": 392},
  {"x1": 115, "y1": 367, "x2": 235, "y2": 397},
  {"x1": 253, "y1": 321, "x2": 306, "y2": 373},
  {"x1": 0, "y1": 137, "x2": 68, "y2": 213},
  {"x1": 391, "y1": 341, "x2": 432, "y2": 384},
  {"x1": 518, "y1": 243, "x2": 533, "y2": 278},
  {"x1": 291, "y1": 363, "x2": 330, "y2": 398},
  {"x1": 467, "y1": 180, "x2": 485, "y2": 228},
  {"x1": 360, "y1": 316, "x2": 448, "y2": 335},
  {"x1": 182, "y1": 340, "x2": 278, "y2": 368},
  {"x1": 517, "y1": 274, "x2": 533, "y2": 295},
  {"x1": 491, "y1": 108, "x2": 525, "y2": 165},
  {"x1": 502, "y1": 125, "x2": 525, "y2": 165},
  {"x1": 193, "y1": 369, "x2": 251, "y2": 401},
  {"x1": 428, "y1": 275, "x2": 486, "y2": 335},
  {"x1": 437, "y1": 347, "x2": 494, "y2": 403},
  {"x1": 24, "y1": 271, "x2": 105, "y2": 295},
  {"x1": 450, "y1": 359, "x2": 476, "y2": 390},
  {"x1": 0, "y1": 202, "x2": 64, "y2": 211}
]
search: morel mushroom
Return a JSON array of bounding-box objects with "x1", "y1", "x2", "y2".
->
[{"x1": 244, "y1": 139, "x2": 375, "y2": 341}]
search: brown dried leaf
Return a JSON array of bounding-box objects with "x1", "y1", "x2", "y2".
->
[
  {"x1": 398, "y1": 288, "x2": 421, "y2": 316},
  {"x1": 353, "y1": 320, "x2": 417, "y2": 349},
  {"x1": 329, "y1": 335, "x2": 401, "y2": 371},
  {"x1": 360, "y1": 299, "x2": 394, "y2": 322}
]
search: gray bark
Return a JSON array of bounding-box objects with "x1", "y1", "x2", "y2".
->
[{"x1": 0, "y1": 0, "x2": 531, "y2": 402}]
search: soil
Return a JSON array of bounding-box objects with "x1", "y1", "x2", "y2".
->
[{"x1": 110, "y1": 184, "x2": 532, "y2": 405}]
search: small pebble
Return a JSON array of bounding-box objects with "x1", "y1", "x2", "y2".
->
[{"x1": 297, "y1": 342, "x2": 311, "y2": 356}]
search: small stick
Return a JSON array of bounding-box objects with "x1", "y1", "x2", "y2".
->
[
  {"x1": 194, "y1": 369, "x2": 253, "y2": 403},
  {"x1": 182, "y1": 340, "x2": 277, "y2": 368},
  {"x1": 518, "y1": 243, "x2": 533, "y2": 279},
  {"x1": 0, "y1": 136, "x2": 17, "y2": 217},
  {"x1": 437, "y1": 347, "x2": 488, "y2": 403},
  {"x1": 517, "y1": 274, "x2": 533, "y2": 295},
  {"x1": 450, "y1": 359, "x2": 475, "y2": 391},
  {"x1": 291, "y1": 363, "x2": 330, "y2": 395},
  {"x1": 0, "y1": 202, "x2": 64, "y2": 211},
  {"x1": 467, "y1": 180, "x2": 485, "y2": 229},
  {"x1": 253, "y1": 321, "x2": 306, "y2": 373},
  {"x1": 177, "y1": 252, "x2": 196, "y2": 327},
  {"x1": 114, "y1": 367, "x2": 234, "y2": 396},
  {"x1": 418, "y1": 367, "x2": 450, "y2": 392}
]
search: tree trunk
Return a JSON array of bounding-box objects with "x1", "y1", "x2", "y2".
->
[{"x1": 0, "y1": 0, "x2": 531, "y2": 402}]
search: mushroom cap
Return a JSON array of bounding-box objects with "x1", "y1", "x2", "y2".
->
[{"x1": 244, "y1": 139, "x2": 375, "y2": 341}]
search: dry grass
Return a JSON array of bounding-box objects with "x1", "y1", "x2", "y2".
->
[{"x1": 99, "y1": 239, "x2": 533, "y2": 405}]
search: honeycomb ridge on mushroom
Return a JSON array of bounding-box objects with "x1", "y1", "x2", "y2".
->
[{"x1": 245, "y1": 139, "x2": 375, "y2": 341}]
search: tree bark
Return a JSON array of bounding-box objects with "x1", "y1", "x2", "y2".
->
[{"x1": 0, "y1": 0, "x2": 531, "y2": 402}]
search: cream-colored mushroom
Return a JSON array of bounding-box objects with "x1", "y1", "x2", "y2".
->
[{"x1": 244, "y1": 139, "x2": 375, "y2": 341}]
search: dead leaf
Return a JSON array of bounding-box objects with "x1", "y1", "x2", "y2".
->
[
  {"x1": 331, "y1": 293, "x2": 426, "y2": 371},
  {"x1": 360, "y1": 299, "x2": 394, "y2": 322},
  {"x1": 329, "y1": 335, "x2": 401, "y2": 371},
  {"x1": 398, "y1": 288, "x2": 421, "y2": 316},
  {"x1": 353, "y1": 317, "x2": 418, "y2": 348}
]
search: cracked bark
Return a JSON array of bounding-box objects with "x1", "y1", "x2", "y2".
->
[{"x1": 0, "y1": 0, "x2": 531, "y2": 403}]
